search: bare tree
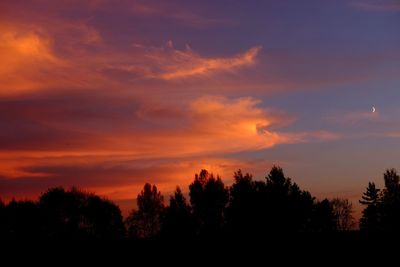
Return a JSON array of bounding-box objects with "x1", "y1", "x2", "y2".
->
[{"x1": 331, "y1": 198, "x2": 355, "y2": 231}]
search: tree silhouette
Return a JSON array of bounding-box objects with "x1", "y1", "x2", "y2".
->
[
  {"x1": 39, "y1": 187, "x2": 124, "y2": 239},
  {"x1": 359, "y1": 182, "x2": 381, "y2": 231},
  {"x1": 288, "y1": 182, "x2": 315, "y2": 231},
  {"x1": 162, "y1": 186, "x2": 195, "y2": 238},
  {"x1": 264, "y1": 166, "x2": 315, "y2": 232},
  {"x1": 227, "y1": 166, "x2": 335, "y2": 234},
  {"x1": 383, "y1": 169, "x2": 400, "y2": 200},
  {"x1": 310, "y1": 199, "x2": 336, "y2": 232},
  {"x1": 331, "y1": 198, "x2": 355, "y2": 231},
  {"x1": 7, "y1": 166, "x2": 400, "y2": 239},
  {"x1": 264, "y1": 166, "x2": 292, "y2": 231},
  {"x1": 126, "y1": 183, "x2": 165, "y2": 238},
  {"x1": 39, "y1": 187, "x2": 83, "y2": 238},
  {"x1": 189, "y1": 169, "x2": 229, "y2": 236},
  {"x1": 226, "y1": 169, "x2": 257, "y2": 235},
  {"x1": 0, "y1": 199, "x2": 4, "y2": 237},
  {"x1": 84, "y1": 195, "x2": 125, "y2": 239},
  {"x1": 267, "y1": 166, "x2": 289, "y2": 189},
  {"x1": 3, "y1": 199, "x2": 40, "y2": 239},
  {"x1": 380, "y1": 168, "x2": 400, "y2": 231}
]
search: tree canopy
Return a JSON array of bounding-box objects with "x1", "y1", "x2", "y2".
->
[{"x1": 4, "y1": 166, "x2": 400, "y2": 239}]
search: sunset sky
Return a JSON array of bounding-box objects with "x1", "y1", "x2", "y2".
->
[{"x1": 1, "y1": 0, "x2": 399, "y2": 217}]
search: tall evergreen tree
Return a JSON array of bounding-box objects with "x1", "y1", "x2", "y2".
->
[{"x1": 359, "y1": 182, "x2": 381, "y2": 231}]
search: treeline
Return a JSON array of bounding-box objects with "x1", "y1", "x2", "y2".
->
[{"x1": 0, "y1": 166, "x2": 399, "y2": 239}]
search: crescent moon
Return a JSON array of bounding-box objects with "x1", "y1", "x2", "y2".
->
[{"x1": 372, "y1": 106, "x2": 376, "y2": 113}]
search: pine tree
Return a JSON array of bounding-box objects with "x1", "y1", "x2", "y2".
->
[
  {"x1": 360, "y1": 182, "x2": 380, "y2": 206},
  {"x1": 359, "y1": 182, "x2": 381, "y2": 231}
]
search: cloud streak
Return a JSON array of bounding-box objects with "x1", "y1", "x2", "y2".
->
[
  {"x1": 0, "y1": 20, "x2": 262, "y2": 95},
  {"x1": 129, "y1": 1, "x2": 229, "y2": 27},
  {"x1": 157, "y1": 44, "x2": 262, "y2": 80},
  {"x1": 0, "y1": 95, "x2": 305, "y2": 156},
  {"x1": 102, "y1": 42, "x2": 262, "y2": 80},
  {"x1": 351, "y1": 0, "x2": 400, "y2": 12}
]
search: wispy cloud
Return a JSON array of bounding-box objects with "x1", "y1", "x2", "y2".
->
[
  {"x1": 105, "y1": 42, "x2": 262, "y2": 80},
  {"x1": 129, "y1": 1, "x2": 230, "y2": 27},
  {"x1": 159, "y1": 45, "x2": 261, "y2": 80},
  {"x1": 326, "y1": 109, "x2": 382, "y2": 131},
  {"x1": 326, "y1": 107, "x2": 400, "y2": 139},
  {"x1": 0, "y1": 19, "x2": 261, "y2": 94},
  {"x1": 351, "y1": 0, "x2": 400, "y2": 12}
]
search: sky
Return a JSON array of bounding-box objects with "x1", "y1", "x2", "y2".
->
[{"x1": 0, "y1": 0, "x2": 399, "y2": 217}]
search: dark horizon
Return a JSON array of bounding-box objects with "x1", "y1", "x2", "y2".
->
[
  {"x1": 2, "y1": 165, "x2": 400, "y2": 239},
  {"x1": 1, "y1": 165, "x2": 395, "y2": 222}
]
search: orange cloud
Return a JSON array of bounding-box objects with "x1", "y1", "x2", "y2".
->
[
  {"x1": 105, "y1": 43, "x2": 262, "y2": 80},
  {"x1": 100, "y1": 96, "x2": 297, "y2": 158},
  {"x1": 0, "y1": 21, "x2": 113, "y2": 95},
  {"x1": 0, "y1": 25, "x2": 63, "y2": 93},
  {"x1": 157, "y1": 44, "x2": 262, "y2": 80},
  {"x1": 0, "y1": 95, "x2": 336, "y2": 185},
  {"x1": 0, "y1": 19, "x2": 261, "y2": 95}
]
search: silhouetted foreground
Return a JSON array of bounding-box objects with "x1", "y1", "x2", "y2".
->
[{"x1": 1, "y1": 166, "x2": 399, "y2": 240}]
